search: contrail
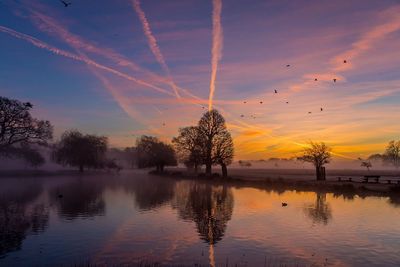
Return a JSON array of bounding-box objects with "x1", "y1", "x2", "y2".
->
[
  {"x1": 208, "y1": 0, "x2": 223, "y2": 110},
  {"x1": 24, "y1": 7, "x2": 206, "y2": 103},
  {"x1": 132, "y1": 0, "x2": 181, "y2": 98},
  {"x1": 0, "y1": 25, "x2": 174, "y2": 96}
]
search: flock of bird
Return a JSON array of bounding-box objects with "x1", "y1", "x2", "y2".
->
[
  {"x1": 56, "y1": 0, "x2": 347, "y2": 125},
  {"x1": 235, "y1": 60, "x2": 347, "y2": 119}
]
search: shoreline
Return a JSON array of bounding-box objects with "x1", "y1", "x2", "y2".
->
[{"x1": 153, "y1": 169, "x2": 400, "y2": 201}]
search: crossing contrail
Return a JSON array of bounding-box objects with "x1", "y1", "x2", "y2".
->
[
  {"x1": 132, "y1": 0, "x2": 181, "y2": 98},
  {"x1": 25, "y1": 8, "x2": 206, "y2": 103},
  {"x1": 0, "y1": 25, "x2": 174, "y2": 96},
  {"x1": 208, "y1": 0, "x2": 223, "y2": 110}
]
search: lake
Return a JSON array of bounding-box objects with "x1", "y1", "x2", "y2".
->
[{"x1": 0, "y1": 170, "x2": 399, "y2": 266}]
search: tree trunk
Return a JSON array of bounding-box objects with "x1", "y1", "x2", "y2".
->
[
  {"x1": 221, "y1": 163, "x2": 228, "y2": 178},
  {"x1": 316, "y1": 166, "x2": 326, "y2": 181},
  {"x1": 194, "y1": 163, "x2": 198, "y2": 173},
  {"x1": 205, "y1": 162, "x2": 212, "y2": 176},
  {"x1": 206, "y1": 141, "x2": 212, "y2": 176},
  {"x1": 79, "y1": 165, "x2": 84, "y2": 173}
]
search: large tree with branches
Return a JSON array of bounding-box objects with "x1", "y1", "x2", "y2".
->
[
  {"x1": 298, "y1": 142, "x2": 331, "y2": 180},
  {"x1": 197, "y1": 109, "x2": 234, "y2": 176},
  {"x1": 0, "y1": 96, "x2": 52, "y2": 164},
  {"x1": 383, "y1": 140, "x2": 400, "y2": 169},
  {"x1": 213, "y1": 131, "x2": 234, "y2": 177},
  {"x1": 172, "y1": 126, "x2": 204, "y2": 173},
  {"x1": 136, "y1": 135, "x2": 177, "y2": 173},
  {"x1": 52, "y1": 130, "x2": 108, "y2": 172}
]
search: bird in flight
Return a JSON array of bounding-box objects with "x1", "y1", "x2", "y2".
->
[
  {"x1": 343, "y1": 60, "x2": 347, "y2": 63},
  {"x1": 308, "y1": 111, "x2": 312, "y2": 114},
  {"x1": 320, "y1": 108, "x2": 323, "y2": 111},
  {"x1": 286, "y1": 64, "x2": 290, "y2": 67},
  {"x1": 314, "y1": 78, "x2": 318, "y2": 81},
  {"x1": 60, "y1": 0, "x2": 72, "y2": 7},
  {"x1": 259, "y1": 101, "x2": 263, "y2": 104},
  {"x1": 243, "y1": 101, "x2": 247, "y2": 104},
  {"x1": 333, "y1": 78, "x2": 337, "y2": 83},
  {"x1": 286, "y1": 101, "x2": 289, "y2": 104},
  {"x1": 274, "y1": 90, "x2": 278, "y2": 94},
  {"x1": 240, "y1": 114, "x2": 244, "y2": 118}
]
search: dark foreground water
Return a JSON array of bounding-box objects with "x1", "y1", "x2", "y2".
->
[{"x1": 0, "y1": 170, "x2": 399, "y2": 267}]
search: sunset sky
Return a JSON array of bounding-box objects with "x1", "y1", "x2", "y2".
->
[{"x1": 1, "y1": 0, "x2": 400, "y2": 160}]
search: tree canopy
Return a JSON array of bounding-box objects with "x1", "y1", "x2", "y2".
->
[
  {"x1": 52, "y1": 130, "x2": 108, "y2": 172},
  {"x1": 383, "y1": 140, "x2": 400, "y2": 168},
  {"x1": 136, "y1": 135, "x2": 177, "y2": 172},
  {"x1": 172, "y1": 126, "x2": 203, "y2": 172},
  {"x1": 0, "y1": 96, "x2": 52, "y2": 167},
  {"x1": 0, "y1": 96, "x2": 52, "y2": 152},
  {"x1": 197, "y1": 109, "x2": 234, "y2": 176},
  {"x1": 298, "y1": 142, "x2": 331, "y2": 180},
  {"x1": 212, "y1": 130, "x2": 234, "y2": 177}
]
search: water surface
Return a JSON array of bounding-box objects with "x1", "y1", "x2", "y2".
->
[{"x1": 0, "y1": 170, "x2": 399, "y2": 266}]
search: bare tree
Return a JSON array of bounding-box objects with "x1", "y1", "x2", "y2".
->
[
  {"x1": 359, "y1": 158, "x2": 372, "y2": 171},
  {"x1": 172, "y1": 126, "x2": 203, "y2": 173},
  {"x1": 213, "y1": 131, "x2": 234, "y2": 177},
  {"x1": 52, "y1": 130, "x2": 108, "y2": 172},
  {"x1": 383, "y1": 140, "x2": 400, "y2": 169},
  {"x1": 136, "y1": 135, "x2": 177, "y2": 173},
  {"x1": 298, "y1": 142, "x2": 331, "y2": 180},
  {"x1": 197, "y1": 110, "x2": 232, "y2": 176},
  {"x1": 0, "y1": 96, "x2": 52, "y2": 155}
]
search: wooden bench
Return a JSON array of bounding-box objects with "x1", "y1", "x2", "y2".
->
[
  {"x1": 383, "y1": 179, "x2": 400, "y2": 184},
  {"x1": 363, "y1": 175, "x2": 381, "y2": 183},
  {"x1": 337, "y1": 177, "x2": 352, "y2": 182}
]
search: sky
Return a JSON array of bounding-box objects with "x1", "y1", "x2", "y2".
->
[{"x1": 1, "y1": 0, "x2": 400, "y2": 161}]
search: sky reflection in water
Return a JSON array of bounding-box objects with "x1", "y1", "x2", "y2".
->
[{"x1": 0, "y1": 171, "x2": 400, "y2": 266}]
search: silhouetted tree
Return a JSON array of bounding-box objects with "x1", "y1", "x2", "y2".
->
[
  {"x1": 197, "y1": 109, "x2": 233, "y2": 176},
  {"x1": 368, "y1": 154, "x2": 383, "y2": 161},
  {"x1": 136, "y1": 135, "x2": 177, "y2": 172},
  {"x1": 359, "y1": 158, "x2": 372, "y2": 171},
  {"x1": 213, "y1": 131, "x2": 234, "y2": 177},
  {"x1": 124, "y1": 147, "x2": 137, "y2": 168},
  {"x1": 52, "y1": 130, "x2": 108, "y2": 172},
  {"x1": 383, "y1": 140, "x2": 400, "y2": 169},
  {"x1": 19, "y1": 146, "x2": 45, "y2": 168},
  {"x1": 172, "y1": 126, "x2": 203, "y2": 173},
  {"x1": 0, "y1": 96, "x2": 52, "y2": 164},
  {"x1": 298, "y1": 142, "x2": 331, "y2": 180},
  {"x1": 238, "y1": 160, "x2": 252, "y2": 167}
]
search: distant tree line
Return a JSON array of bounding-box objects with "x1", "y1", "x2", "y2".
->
[{"x1": 2, "y1": 95, "x2": 400, "y2": 178}]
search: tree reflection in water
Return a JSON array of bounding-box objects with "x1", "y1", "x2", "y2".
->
[
  {"x1": 304, "y1": 192, "x2": 332, "y2": 225},
  {"x1": 50, "y1": 179, "x2": 105, "y2": 220},
  {"x1": 0, "y1": 183, "x2": 49, "y2": 255},
  {"x1": 173, "y1": 182, "x2": 233, "y2": 267},
  {"x1": 123, "y1": 175, "x2": 176, "y2": 211}
]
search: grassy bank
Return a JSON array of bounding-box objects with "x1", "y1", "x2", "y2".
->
[{"x1": 154, "y1": 168, "x2": 400, "y2": 204}]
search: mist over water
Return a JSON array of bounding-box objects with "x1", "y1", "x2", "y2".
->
[{"x1": 0, "y1": 170, "x2": 399, "y2": 266}]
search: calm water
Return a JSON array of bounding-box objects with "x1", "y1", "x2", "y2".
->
[{"x1": 0, "y1": 170, "x2": 399, "y2": 267}]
